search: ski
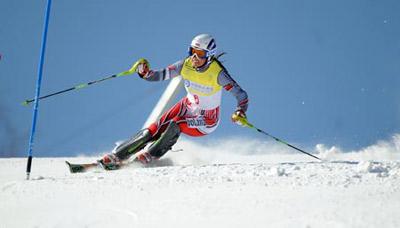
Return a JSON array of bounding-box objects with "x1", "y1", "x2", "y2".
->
[
  {"x1": 65, "y1": 146, "x2": 172, "y2": 173},
  {"x1": 65, "y1": 157, "x2": 142, "y2": 173},
  {"x1": 65, "y1": 160, "x2": 127, "y2": 173},
  {"x1": 65, "y1": 161, "x2": 101, "y2": 173}
]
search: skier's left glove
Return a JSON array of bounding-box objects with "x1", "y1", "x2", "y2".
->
[
  {"x1": 231, "y1": 109, "x2": 247, "y2": 126},
  {"x1": 128, "y1": 58, "x2": 150, "y2": 78}
]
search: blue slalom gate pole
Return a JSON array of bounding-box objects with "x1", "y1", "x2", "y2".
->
[{"x1": 26, "y1": 0, "x2": 52, "y2": 180}]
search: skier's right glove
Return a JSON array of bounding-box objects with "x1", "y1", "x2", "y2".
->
[
  {"x1": 129, "y1": 58, "x2": 150, "y2": 78},
  {"x1": 231, "y1": 109, "x2": 247, "y2": 127}
]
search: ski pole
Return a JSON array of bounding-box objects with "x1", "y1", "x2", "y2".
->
[
  {"x1": 232, "y1": 114, "x2": 321, "y2": 161},
  {"x1": 22, "y1": 61, "x2": 141, "y2": 106}
]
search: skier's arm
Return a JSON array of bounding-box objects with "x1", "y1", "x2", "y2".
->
[
  {"x1": 218, "y1": 70, "x2": 249, "y2": 112},
  {"x1": 138, "y1": 60, "x2": 184, "y2": 81}
]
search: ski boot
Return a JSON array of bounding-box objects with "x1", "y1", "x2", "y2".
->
[
  {"x1": 98, "y1": 153, "x2": 121, "y2": 170},
  {"x1": 135, "y1": 151, "x2": 154, "y2": 164}
]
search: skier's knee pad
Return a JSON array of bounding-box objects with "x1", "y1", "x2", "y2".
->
[
  {"x1": 148, "y1": 121, "x2": 181, "y2": 158},
  {"x1": 114, "y1": 128, "x2": 152, "y2": 160}
]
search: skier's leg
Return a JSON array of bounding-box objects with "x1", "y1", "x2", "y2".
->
[
  {"x1": 147, "y1": 98, "x2": 187, "y2": 139},
  {"x1": 136, "y1": 104, "x2": 220, "y2": 164},
  {"x1": 136, "y1": 120, "x2": 181, "y2": 164},
  {"x1": 148, "y1": 120, "x2": 181, "y2": 158},
  {"x1": 113, "y1": 128, "x2": 152, "y2": 160},
  {"x1": 136, "y1": 115, "x2": 219, "y2": 164},
  {"x1": 100, "y1": 128, "x2": 152, "y2": 168},
  {"x1": 100, "y1": 98, "x2": 187, "y2": 167}
]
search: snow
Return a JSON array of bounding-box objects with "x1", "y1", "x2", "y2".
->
[{"x1": 1, "y1": 135, "x2": 400, "y2": 228}]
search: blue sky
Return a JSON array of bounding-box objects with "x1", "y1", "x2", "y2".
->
[{"x1": 0, "y1": 0, "x2": 399, "y2": 157}]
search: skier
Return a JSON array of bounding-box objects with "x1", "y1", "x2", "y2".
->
[{"x1": 100, "y1": 34, "x2": 249, "y2": 169}]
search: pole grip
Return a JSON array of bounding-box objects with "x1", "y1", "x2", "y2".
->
[{"x1": 231, "y1": 113, "x2": 253, "y2": 128}]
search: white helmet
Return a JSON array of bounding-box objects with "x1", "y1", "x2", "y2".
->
[{"x1": 189, "y1": 34, "x2": 217, "y2": 58}]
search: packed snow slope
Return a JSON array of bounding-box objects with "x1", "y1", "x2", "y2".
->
[{"x1": 1, "y1": 135, "x2": 400, "y2": 228}]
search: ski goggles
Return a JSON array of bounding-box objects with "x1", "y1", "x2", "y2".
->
[
  {"x1": 188, "y1": 47, "x2": 211, "y2": 59},
  {"x1": 188, "y1": 47, "x2": 208, "y2": 59}
]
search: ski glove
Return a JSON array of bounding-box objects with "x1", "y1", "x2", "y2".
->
[
  {"x1": 129, "y1": 58, "x2": 150, "y2": 78},
  {"x1": 231, "y1": 109, "x2": 247, "y2": 126}
]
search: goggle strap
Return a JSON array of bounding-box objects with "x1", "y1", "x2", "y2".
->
[{"x1": 206, "y1": 49, "x2": 217, "y2": 57}]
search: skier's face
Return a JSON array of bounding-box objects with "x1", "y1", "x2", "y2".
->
[{"x1": 190, "y1": 54, "x2": 207, "y2": 68}]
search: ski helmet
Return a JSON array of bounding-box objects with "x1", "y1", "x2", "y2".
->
[{"x1": 189, "y1": 34, "x2": 217, "y2": 59}]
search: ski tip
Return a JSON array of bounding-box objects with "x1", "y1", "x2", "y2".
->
[
  {"x1": 65, "y1": 160, "x2": 87, "y2": 174},
  {"x1": 65, "y1": 161, "x2": 75, "y2": 173}
]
